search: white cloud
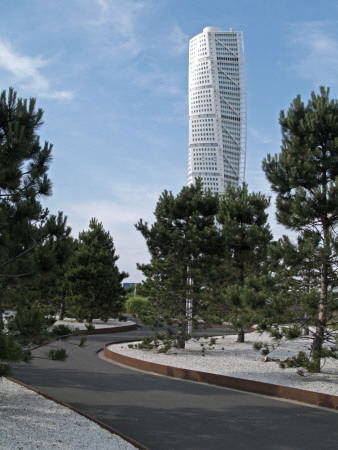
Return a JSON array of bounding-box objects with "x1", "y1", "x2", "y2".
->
[
  {"x1": 0, "y1": 40, "x2": 74, "y2": 100},
  {"x1": 91, "y1": 0, "x2": 146, "y2": 28},
  {"x1": 249, "y1": 127, "x2": 275, "y2": 145},
  {"x1": 167, "y1": 25, "x2": 189, "y2": 56},
  {"x1": 81, "y1": 0, "x2": 148, "y2": 56},
  {"x1": 131, "y1": 66, "x2": 184, "y2": 97},
  {"x1": 80, "y1": 1, "x2": 188, "y2": 63},
  {"x1": 287, "y1": 21, "x2": 338, "y2": 87}
]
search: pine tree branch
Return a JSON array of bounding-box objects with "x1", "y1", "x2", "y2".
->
[
  {"x1": 0, "y1": 272, "x2": 33, "y2": 278},
  {"x1": 0, "y1": 240, "x2": 37, "y2": 269}
]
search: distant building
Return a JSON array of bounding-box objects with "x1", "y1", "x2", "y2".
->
[{"x1": 187, "y1": 26, "x2": 247, "y2": 193}]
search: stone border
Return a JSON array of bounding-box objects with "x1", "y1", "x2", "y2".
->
[
  {"x1": 104, "y1": 341, "x2": 338, "y2": 410},
  {"x1": 7, "y1": 377, "x2": 149, "y2": 450},
  {"x1": 80, "y1": 322, "x2": 138, "y2": 335}
]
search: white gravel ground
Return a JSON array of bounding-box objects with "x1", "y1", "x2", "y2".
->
[
  {"x1": 54, "y1": 317, "x2": 136, "y2": 330},
  {"x1": 0, "y1": 378, "x2": 137, "y2": 450},
  {"x1": 108, "y1": 331, "x2": 338, "y2": 396}
]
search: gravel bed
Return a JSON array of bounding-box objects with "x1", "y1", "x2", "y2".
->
[
  {"x1": 109, "y1": 331, "x2": 338, "y2": 396},
  {"x1": 54, "y1": 317, "x2": 136, "y2": 330},
  {"x1": 0, "y1": 378, "x2": 137, "y2": 450}
]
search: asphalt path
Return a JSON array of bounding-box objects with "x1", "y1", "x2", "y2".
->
[{"x1": 11, "y1": 324, "x2": 338, "y2": 450}]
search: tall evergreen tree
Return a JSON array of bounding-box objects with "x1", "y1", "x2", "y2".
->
[
  {"x1": 45, "y1": 212, "x2": 75, "y2": 319},
  {"x1": 0, "y1": 88, "x2": 70, "y2": 316},
  {"x1": 217, "y1": 183, "x2": 273, "y2": 342},
  {"x1": 0, "y1": 88, "x2": 53, "y2": 280},
  {"x1": 65, "y1": 218, "x2": 128, "y2": 323},
  {"x1": 25, "y1": 212, "x2": 76, "y2": 318},
  {"x1": 136, "y1": 180, "x2": 223, "y2": 349},
  {"x1": 2, "y1": 212, "x2": 74, "y2": 315},
  {"x1": 262, "y1": 87, "x2": 338, "y2": 372},
  {"x1": 0, "y1": 89, "x2": 74, "y2": 375}
]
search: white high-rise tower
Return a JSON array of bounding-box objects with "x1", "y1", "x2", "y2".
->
[{"x1": 187, "y1": 26, "x2": 247, "y2": 193}]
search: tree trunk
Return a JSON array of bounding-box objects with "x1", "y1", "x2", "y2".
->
[
  {"x1": 237, "y1": 263, "x2": 245, "y2": 343},
  {"x1": 237, "y1": 327, "x2": 245, "y2": 343},
  {"x1": 176, "y1": 335, "x2": 186, "y2": 349},
  {"x1": 186, "y1": 278, "x2": 193, "y2": 335},
  {"x1": 311, "y1": 228, "x2": 329, "y2": 372},
  {"x1": 59, "y1": 298, "x2": 65, "y2": 320},
  {"x1": 176, "y1": 321, "x2": 187, "y2": 349},
  {"x1": 301, "y1": 313, "x2": 309, "y2": 336}
]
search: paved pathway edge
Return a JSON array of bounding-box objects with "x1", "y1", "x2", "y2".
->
[
  {"x1": 103, "y1": 342, "x2": 338, "y2": 410},
  {"x1": 7, "y1": 376, "x2": 150, "y2": 450}
]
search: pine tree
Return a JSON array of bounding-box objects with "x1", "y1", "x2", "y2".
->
[
  {"x1": 65, "y1": 218, "x2": 128, "y2": 323},
  {"x1": 217, "y1": 183, "x2": 273, "y2": 342},
  {"x1": 0, "y1": 88, "x2": 53, "y2": 280},
  {"x1": 262, "y1": 87, "x2": 338, "y2": 372},
  {"x1": 0, "y1": 88, "x2": 70, "y2": 315},
  {"x1": 1, "y1": 212, "x2": 75, "y2": 316},
  {"x1": 25, "y1": 212, "x2": 76, "y2": 318},
  {"x1": 272, "y1": 231, "x2": 326, "y2": 335},
  {"x1": 0, "y1": 89, "x2": 75, "y2": 375},
  {"x1": 136, "y1": 180, "x2": 223, "y2": 349},
  {"x1": 46, "y1": 212, "x2": 75, "y2": 319}
]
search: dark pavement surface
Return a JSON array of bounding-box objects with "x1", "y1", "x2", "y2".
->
[{"x1": 11, "y1": 324, "x2": 338, "y2": 450}]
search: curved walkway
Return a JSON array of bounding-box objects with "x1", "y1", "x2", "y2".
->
[
  {"x1": 103, "y1": 342, "x2": 338, "y2": 410},
  {"x1": 11, "y1": 325, "x2": 338, "y2": 450}
]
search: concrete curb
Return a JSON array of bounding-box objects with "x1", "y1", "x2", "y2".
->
[
  {"x1": 80, "y1": 322, "x2": 138, "y2": 335},
  {"x1": 103, "y1": 342, "x2": 338, "y2": 411}
]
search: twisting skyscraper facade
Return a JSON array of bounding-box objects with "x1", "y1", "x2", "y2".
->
[{"x1": 187, "y1": 26, "x2": 247, "y2": 193}]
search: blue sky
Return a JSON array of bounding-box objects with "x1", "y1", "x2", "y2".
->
[{"x1": 1, "y1": 0, "x2": 337, "y2": 281}]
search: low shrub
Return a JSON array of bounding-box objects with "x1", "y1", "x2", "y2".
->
[{"x1": 124, "y1": 296, "x2": 148, "y2": 315}]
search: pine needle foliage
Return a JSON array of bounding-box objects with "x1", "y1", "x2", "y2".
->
[
  {"x1": 136, "y1": 180, "x2": 224, "y2": 349},
  {"x1": 65, "y1": 218, "x2": 128, "y2": 323},
  {"x1": 0, "y1": 88, "x2": 78, "y2": 375},
  {"x1": 217, "y1": 183, "x2": 273, "y2": 342},
  {"x1": 262, "y1": 87, "x2": 338, "y2": 372}
]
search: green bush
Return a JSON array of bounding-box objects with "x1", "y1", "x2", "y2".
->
[
  {"x1": 50, "y1": 324, "x2": 77, "y2": 339},
  {"x1": 47, "y1": 348, "x2": 68, "y2": 361},
  {"x1": 124, "y1": 296, "x2": 148, "y2": 315}
]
